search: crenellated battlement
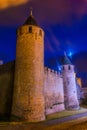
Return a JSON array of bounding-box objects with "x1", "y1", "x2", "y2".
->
[
  {"x1": 17, "y1": 25, "x2": 44, "y2": 39},
  {"x1": 44, "y1": 67, "x2": 61, "y2": 77},
  {"x1": 44, "y1": 66, "x2": 65, "y2": 115},
  {"x1": 62, "y1": 65, "x2": 74, "y2": 72}
]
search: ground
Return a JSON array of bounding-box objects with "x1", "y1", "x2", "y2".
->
[
  {"x1": 1, "y1": 117, "x2": 87, "y2": 130},
  {"x1": 0, "y1": 107, "x2": 87, "y2": 130}
]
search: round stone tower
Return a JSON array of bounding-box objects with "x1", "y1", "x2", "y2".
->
[
  {"x1": 61, "y1": 52, "x2": 79, "y2": 110},
  {"x1": 12, "y1": 9, "x2": 45, "y2": 122}
]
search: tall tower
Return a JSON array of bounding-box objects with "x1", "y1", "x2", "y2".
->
[
  {"x1": 62, "y1": 53, "x2": 79, "y2": 110},
  {"x1": 12, "y1": 9, "x2": 45, "y2": 122}
]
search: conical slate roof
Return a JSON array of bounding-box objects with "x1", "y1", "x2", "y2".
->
[
  {"x1": 24, "y1": 8, "x2": 38, "y2": 26},
  {"x1": 61, "y1": 52, "x2": 72, "y2": 65}
]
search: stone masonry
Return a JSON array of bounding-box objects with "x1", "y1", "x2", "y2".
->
[
  {"x1": 62, "y1": 65, "x2": 79, "y2": 110},
  {"x1": 11, "y1": 10, "x2": 79, "y2": 122},
  {"x1": 0, "y1": 8, "x2": 82, "y2": 122},
  {"x1": 44, "y1": 67, "x2": 65, "y2": 115},
  {"x1": 12, "y1": 24, "x2": 45, "y2": 122}
]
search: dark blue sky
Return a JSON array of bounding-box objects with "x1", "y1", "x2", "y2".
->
[{"x1": 0, "y1": 0, "x2": 87, "y2": 86}]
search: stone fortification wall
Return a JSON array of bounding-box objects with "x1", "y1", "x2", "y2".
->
[
  {"x1": 0, "y1": 61, "x2": 15, "y2": 120},
  {"x1": 44, "y1": 67, "x2": 65, "y2": 115},
  {"x1": 62, "y1": 65, "x2": 79, "y2": 110}
]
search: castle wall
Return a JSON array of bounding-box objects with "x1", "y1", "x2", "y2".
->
[
  {"x1": 62, "y1": 65, "x2": 79, "y2": 110},
  {"x1": 12, "y1": 25, "x2": 45, "y2": 122},
  {"x1": 0, "y1": 61, "x2": 15, "y2": 120},
  {"x1": 44, "y1": 67, "x2": 65, "y2": 115}
]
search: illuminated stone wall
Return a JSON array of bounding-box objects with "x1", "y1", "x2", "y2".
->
[
  {"x1": 62, "y1": 65, "x2": 79, "y2": 110},
  {"x1": 12, "y1": 25, "x2": 45, "y2": 122},
  {"x1": 44, "y1": 67, "x2": 65, "y2": 115}
]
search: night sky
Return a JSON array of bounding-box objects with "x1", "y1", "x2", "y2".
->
[{"x1": 0, "y1": 0, "x2": 87, "y2": 86}]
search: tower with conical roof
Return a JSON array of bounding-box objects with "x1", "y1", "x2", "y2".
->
[
  {"x1": 61, "y1": 52, "x2": 79, "y2": 110},
  {"x1": 12, "y1": 9, "x2": 45, "y2": 122}
]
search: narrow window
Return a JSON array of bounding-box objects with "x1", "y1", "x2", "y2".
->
[
  {"x1": 20, "y1": 28, "x2": 22, "y2": 35},
  {"x1": 39, "y1": 30, "x2": 42, "y2": 36},
  {"x1": 63, "y1": 66, "x2": 64, "y2": 70},
  {"x1": 29, "y1": 27, "x2": 32, "y2": 33},
  {"x1": 68, "y1": 65, "x2": 71, "y2": 70},
  {"x1": 35, "y1": 33, "x2": 37, "y2": 40}
]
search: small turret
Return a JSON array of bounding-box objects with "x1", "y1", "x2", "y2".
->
[{"x1": 62, "y1": 52, "x2": 79, "y2": 110}]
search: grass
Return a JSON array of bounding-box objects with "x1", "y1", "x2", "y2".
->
[{"x1": 46, "y1": 107, "x2": 87, "y2": 120}]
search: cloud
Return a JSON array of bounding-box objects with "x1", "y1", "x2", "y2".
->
[
  {"x1": 0, "y1": 0, "x2": 87, "y2": 25},
  {"x1": 0, "y1": 0, "x2": 29, "y2": 10},
  {"x1": 33, "y1": 0, "x2": 87, "y2": 25}
]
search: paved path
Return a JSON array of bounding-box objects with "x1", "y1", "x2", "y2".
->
[
  {"x1": 44, "y1": 111, "x2": 87, "y2": 126},
  {"x1": 0, "y1": 112, "x2": 87, "y2": 130}
]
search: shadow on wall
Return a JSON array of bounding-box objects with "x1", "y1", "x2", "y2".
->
[{"x1": 0, "y1": 61, "x2": 15, "y2": 121}]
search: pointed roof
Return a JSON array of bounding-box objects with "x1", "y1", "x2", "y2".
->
[
  {"x1": 24, "y1": 8, "x2": 38, "y2": 26},
  {"x1": 61, "y1": 52, "x2": 72, "y2": 65}
]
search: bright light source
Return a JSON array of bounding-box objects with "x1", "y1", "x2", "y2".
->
[
  {"x1": 58, "y1": 66, "x2": 61, "y2": 71},
  {"x1": 69, "y1": 52, "x2": 72, "y2": 56},
  {"x1": 68, "y1": 51, "x2": 73, "y2": 57}
]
